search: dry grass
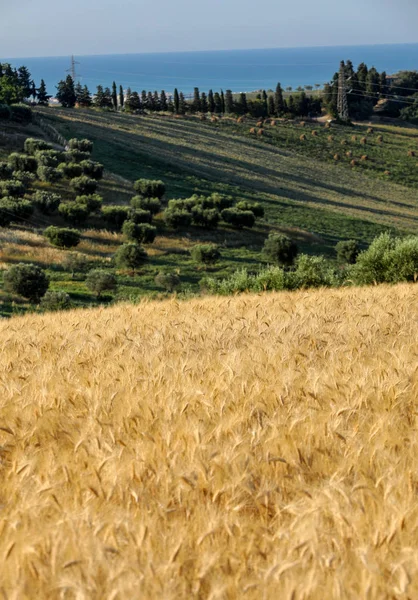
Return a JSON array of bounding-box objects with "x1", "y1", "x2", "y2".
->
[{"x1": 0, "y1": 284, "x2": 418, "y2": 598}]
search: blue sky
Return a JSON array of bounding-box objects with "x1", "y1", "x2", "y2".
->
[{"x1": 2, "y1": 0, "x2": 418, "y2": 58}]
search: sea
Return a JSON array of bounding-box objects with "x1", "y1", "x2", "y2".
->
[{"x1": 5, "y1": 43, "x2": 418, "y2": 97}]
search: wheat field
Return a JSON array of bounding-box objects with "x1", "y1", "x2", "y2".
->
[{"x1": 1, "y1": 285, "x2": 418, "y2": 599}]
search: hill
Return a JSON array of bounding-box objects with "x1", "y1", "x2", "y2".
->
[{"x1": 1, "y1": 284, "x2": 417, "y2": 598}]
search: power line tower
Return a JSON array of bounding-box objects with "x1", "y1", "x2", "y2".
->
[
  {"x1": 66, "y1": 55, "x2": 80, "y2": 82},
  {"x1": 337, "y1": 61, "x2": 350, "y2": 122}
]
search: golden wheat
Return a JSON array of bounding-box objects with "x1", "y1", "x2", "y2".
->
[{"x1": 0, "y1": 284, "x2": 418, "y2": 599}]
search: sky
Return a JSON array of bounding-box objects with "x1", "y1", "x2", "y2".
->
[{"x1": 2, "y1": 0, "x2": 418, "y2": 58}]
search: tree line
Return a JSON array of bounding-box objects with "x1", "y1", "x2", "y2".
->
[{"x1": 0, "y1": 62, "x2": 50, "y2": 106}]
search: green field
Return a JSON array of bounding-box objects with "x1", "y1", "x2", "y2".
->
[{"x1": 1, "y1": 106, "x2": 418, "y2": 316}]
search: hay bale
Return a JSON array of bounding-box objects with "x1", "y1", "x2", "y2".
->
[
  {"x1": 350, "y1": 159, "x2": 358, "y2": 167},
  {"x1": 256, "y1": 120, "x2": 263, "y2": 127},
  {"x1": 334, "y1": 153, "x2": 341, "y2": 161},
  {"x1": 199, "y1": 115, "x2": 206, "y2": 121},
  {"x1": 257, "y1": 129, "x2": 264, "y2": 136},
  {"x1": 367, "y1": 127, "x2": 374, "y2": 134},
  {"x1": 249, "y1": 127, "x2": 256, "y2": 134},
  {"x1": 340, "y1": 139, "x2": 347, "y2": 146},
  {"x1": 351, "y1": 135, "x2": 357, "y2": 142},
  {"x1": 270, "y1": 120, "x2": 276, "y2": 126},
  {"x1": 237, "y1": 117, "x2": 244, "y2": 123},
  {"x1": 361, "y1": 155, "x2": 368, "y2": 161},
  {"x1": 377, "y1": 135, "x2": 383, "y2": 143},
  {"x1": 312, "y1": 130, "x2": 318, "y2": 137},
  {"x1": 211, "y1": 116, "x2": 219, "y2": 123},
  {"x1": 408, "y1": 150, "x2": 416, "y2": 157},
  {"x1": 327, "y1": 135, "x2": 334, "y2": 142},
  {"x1": 384, "y1": 170, "x2": 390, "y2": 175},
  {"x1": 325, "y1": 122, "x2": 331, "y2": 129},
  {"x1": 300, "y1": 121, "x2": 306, "y2": 127},
  {"x1": 300, "y1": 134, "x2": 307, "y2": 141},
  {"x1": 346, "y1": 151, "x2": 353, "y2": 158},
  {"x1": 360, "y1": 137, "x2": 367, "y2": 145}
]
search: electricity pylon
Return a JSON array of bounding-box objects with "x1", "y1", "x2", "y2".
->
[
  {"x1": 66, "y1": 55, "x2": 80, "y2": 82},
  {"x1": 337, "y1": 61, "x2": 350, "y2": 122}
]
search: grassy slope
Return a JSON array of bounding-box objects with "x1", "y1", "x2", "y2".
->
[{"x1": 1, "y1": 284, "x2": 418, "y2": 598}]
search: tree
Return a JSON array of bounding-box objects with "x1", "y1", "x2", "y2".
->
[
  {"x1": 56, "y1": 75, "x2": 76, "y2": 108},
  {"x1": 134, "y1": 179, "x2": 165, "y2": 198},
  {"x1": 208, "y1": 89, "x2": 215, "y2": 113},
  {"x1": 44, "y1": 226, "x2": 81, "y2": 249},
  {"x1": 268, "y1": 95, "x2": 275, "y2": 116},
  {"x1": 119, "y1": 85, "x2": 124, "y2": 108},
  {"x1": 160, "y1": 90, "x2": 168, "y2": 111},
  {"x1": 192, "y1": 87, "x2": 201, "y2": 112},
  {"x1": 37, "y1": 79, "x2": 51, "y2": 106},
  {"x1": 122, "y1": 221, "x2": 157, "y2": 244},
  {"x1": 274, "y1": 82, "x2": 285, "y2": 114},
  {"x1": 221, "y1": 208, "x2": 255, "y2": 229},
  {"x1": 262, "y1": 90, "x2": 268, "y2": 114},
  {"x1": 235, "y1": 200, "x2": 264, "y2": 218},
  {"x1": 191, "y1": 244, "x2": 221, "y2": 265},
  {"x1": 335, "y1": 240, "x2": 360, "y2": 264},
  {"x1": 153, "y1": 91, "x2": 160, "y2": 111},
  {"x1": 163, "y1": 209, "x2": 192, "y2": 228},
  {"x1": 179, "y1": 92, "x2": 187, "y2": 115},
  {"x1": 101, "y1": 206, "x2": 130, "y2": 230},
  {"x1": 130, "y1": 196, "x2": 161, "y2": 214},
  {"x1": 85, "y1": 269, "x2": 117, "y2": 299},
  {"x1": 173, "y1": 88, "x2": 180, "y2": 114},
  {"x1": 225, "y1": 90, "x2": 234, "y2": 114},
  {"x1": 112, "y1": 81, "x2": 118, "y2": 110},
  {"x1": 221, "y1": 90, "x2": 225, "y2": 114},
  {"x1": 17, "y1": 66, "x2": 32, "y2": 99},
  {"x1": 201, "y1": 92, "x2": 208, "y2": 114},
  {"x1": 263, "y1": 234, "x2": 298, "y2": 266},
  {"x1": 213, "y1": 92, "x2": 222, "y2": 114},
  {"x1": 237, "y1": 92, "x2": 247, "y2": 115},
  {"x1": 70, "y1": 176, "x2": 98, "y2": 195},
  {"x1": 114, "y1": 243, "x2": 147, "y2": 274},
  {"x1": 40, "y1": 291, "x2": 72, "y2": 311},
  {"x1": 78, "y1": 86, "x2": 92, "y2": 107},
  {"x1": 126, "y1": 91, "x2": 141, "y2": 112},
  {"x1": 32, "y1": 191, "x2": 61, "y2": 214},
  {"x1": 3, "y1": 263, "x2": 49, "y2": 302},
  {"x1": 154, "y1": 272, "x2": 180, "y2": 292},
  {"x1": 59, "y1": 202, "x2": 90, "y2": 225}
]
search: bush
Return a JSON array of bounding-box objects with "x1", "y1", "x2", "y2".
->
[
  {"x1": 75, "y1": 194, "x2": 103, "y2": 212},
  {"x1": 263, "y1": 234, "x2": 299, "y2": 267},
  {"x1": 221, "y1": 208, "x2": 255, "y2": 229},
  {"x1": 0, "y1": 179, "x2": 26, "y2": 197},
  {"x1": 235, "y1": 200, "x2": 265, "y2": 218},
  {"x1": 70, "y1": 176, "x2": 98, "y2": 195},
  {"x1": 58, "y1": 162, "x2": 83, "y2": 178},
  {"x1": 130, "y1": 196, "x2": 161, "y2": 215},
  {"x1": 35, "y1": 149, "x2": 64, "y2": 168},
  {"x1": 201, "y1": 266, "x2": 289, "y2": 295},
  {"x1": 101, "y1": 206, "x2": 130, "y2": 230},
  {"x1": 122, "y1": 221, "x2": 157, "y2": 244},
  {"x1": 293, "y1": 255, "x2": 337, "y2": 288},
  {"x1": 191, "y1": 244, "x2": 221, "y2": 264},
  {"x1": 32, "y1": 191, "x2": 62, "y2": 215},
  {"x1": 85, "y1": 269, "x2": 117, "y2": 298},
  {"x1": 68, "y1": 138, "x2": 93, "y2": 153},
  {"x1": 24, "y1": 138, "x2": 51, "y2": 155},
  {"x1": 3, "y1": 263, "x2": 49, "y2": 302},
  {"x1": 154, "y1": 272, "x2": 181, "y2": 292},
  {"x1": 191, "y1": 207, "x2": 220, "y2": 229},
  {"x1": 80, "y1": 160, "x2": 104, "y2": 180},
  {"x1": 62, "y1": 252, "x2": 90, "y2": 277},
  {"x1": 12, "y1": 171, "x2": 35, "y2": 186},
  {"x1": 335, "y1": 240, "x2": 360, "y2": 264},
  {"x1": 65, "y1": 149, "x2": 91, "y2": 163},
  {"x1": 44, "y1": 226, "x2": 81, "y2": 249},
  {"x1": 163, "y1": 208, "x2": 192, "y2": 228},
  {"x1": 114, "y1": 243, "x2": 147, "y2": 273},
  {"x1": 40, "y1": 291, "x2": 72, "y2": 312},
  {"x1": 0, "y1": 198, "x2": 33, "y2": 225},
  {"x1": 58, "y1": 202, "x2": 90, "y2": 225},
  {"x1": 37, "y1": 166, "x2": 63, "y2": 183},
  {"x1": 168, "y1": 197, "x2": 199, "y2": 211},
  {"x1": 206, "y1": 193, "x2": 234, "y2": 210},
  {"x1": 8, "y1": 153, "x2": 38, "y2": 173},
  {"x1": 134, "y1": 179, "x2": 165, "y2": 199},
  {"x1": 0, "y1": 162, "x2": 13, "y2": 180},
  {"x1": 128, "y1": 208, "x2": 152, "y2": 224}
]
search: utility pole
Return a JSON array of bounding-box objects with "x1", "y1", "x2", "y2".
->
[
  {"x1": 337, "y1": 61, "x2": 349, "y2": 122},
  {"x1": 66, "y1": 55, "x2": 80, "y2": 82}
]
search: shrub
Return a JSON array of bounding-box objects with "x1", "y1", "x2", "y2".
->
[
  {"x1": 114, "y1": 243, "x2": 148, "y2": 273},
  {"x1": 0, "y1": 179, "x2": 25, "y2": 197},
  {"x1": 163, "y1": 208, "x2": 192, "y2": 228},
  {"x1": 85, "y1": 269, "x2": 117, "y2": 299},
  {"x1": 35, "y1": 150, "x2": 64, "y2": 168},
  {"x1": 70, "y1": 176, "x2": 98, "y2": 195},
  {"x1": 24, "y1": 138, "x2": 51, "y2": 155},
  {"x1": 3, "y1": 263, "x2": 49, "y2": 302},
  {"x1": 263, "y1": 233, "x2": 299, "y2": 267},
  {"x1": 0, "y1": 162, "x2": 13, "y2": 180},
  {"x1": 65, "y1": 149, "x2": 91, "y2": 163},
  {"x1": 294, "y1": 255, "x2": 337, "y2": 288},
  {"x1": 134, "y1": 179, "x2": 165, "y2": 199},
  {"x1": 168, "y1": 198, "x2": 199, "y2": 211},
  {"x1": 0, "y1": 198, "x2": 33, "y2": 225},
  {"x1": 62, "y1": 252, "x2": 90, "y2": 277},
  {"x1": 12, "y1": 171, "x2": 35, "y2": 186},
  {"x1": 40, "y1": 291, "x2": 72, "y2": 312},
  {"x1": 191, "y1": 207, "x2": 220, "y2": 229},
  {"x1": 122, "y1": 220, "x2": 157, "y2": 244},
  {"x1": 8, "y1": 153, "x2": 38, "y2": 173},
  {"x1": 58, "y1": 202, "x2": 90, "y2": 225},
  {"x1": 32, "y1": 191, "x2": 62, "y2": 214},
  {"x1": 75, "y1": 194, "x2": 103, "y2": 212},
  {"x1": 58, "y1": 162, "x2": 83, "y2": 178},
  {"x1": 80, "y1": 160, "x2": 104, "y2": 180},
  {"x1": 101, "y1": 206, "x2": 130, "y2": 230},
  {"x1": 335, "y1": 240, "x2": 360, "y2": 264},
  {"x1": 130, "y1": 196, "x2": 161, "y2": 215},
  {"x1": 10, "y1": 199, "x2": 34, "y2": 220},
  {"x1": 207, "y1": 193, "x2": 234, "y2": 210},
  {"x1": 68, "y1": 138, "x2": 93, "y2": 153},
  {"x1": 154, "y1": 272, "x2": 181, "y2": 292},
  {"x1": 221, "y1": 208, "x2": 255, "y2": 229},
  {"x1": 191, "y1": 244, "x2": 221, "y2": 264},
  {"x1": 44, "y1": 226, "x2": 81, "y2": 249},
  {"x1": 37, "y1": 166, "x2": 62, "y2": 183},
  {"x1": 235, "y1": 201, "x2": 264, "y2": 218},
  {"x1": 201, "y1": 266, "x2": 289, "y2": 295},
  {"x1": 128, "y1": 208, "x2": 152, "y2": 224}
]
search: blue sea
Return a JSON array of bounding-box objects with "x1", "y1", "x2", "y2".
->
[{"x1": 5, "y1": 44, "x2": 418, "y2": 97}]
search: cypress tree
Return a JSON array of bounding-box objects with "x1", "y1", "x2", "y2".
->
[
  {"x1": 80, "y1": 85, "x2": 92, "y2": 107},
  {"x1": 167, "y1": 97, "x2": 174, "y2": 113},
  {"x1": 267, "y1": 95, "x2": 275, "y2": 116},
  {"x1": 213, "y1": 92, "x2": 222, "y2": 114},
  {"x1": 220, "y1": 90, "x2": 225, "y2": 114},
  {"x1": 17, "y1": 66, "x2": 32, "y2": 99},
  {"x1": 179, "y1": 92, "x2": 186, "y2": 115},
  {"x1": 119, "y1": 85, "x2": 124, "y2": 108},
  {"x1": 56, "y1": 75, "x2": 76, "y2": 108},
  {"x1": 288, "y1": 95, "x2": 295, "y2": 115},
  {"x1": 141, "y1": 90, "x2": 147, "y2": 107},
  {"x1": 37, "y1": 79, "x2": 51, "y2": 106},
  {"x1": 262, "y1": 90, "x2": 268, "y2": 115},
  {"x1": 103, "y1": 87, "x2": 114, "y2": 108},
  {"x1": 125, "y1": 88, "x2": 132, "y2": 111},
  {"x1": 380, "y1": 71, "x2": 388, "y2": 98},
  {"x1": 192, "y1": 87, "x2": 201, "y2": 112},
  {"x1": 129, "y1": 91, "x2": 141, "y2": 111},
  {"x1": 147, "y1": 91, "x2": 154, "y2": 110},
  {"x1": 112, "y1": 81, "x2": 118, "y2": 110},
  {"x1": 357, "y1": 63, "x2": 368, "y2": 92},
  {"x1": 274, "y1": 82, "x2": 285, "y2": 115},
  {"x1": 153, "y1": 91, "x2": 160, "y2": 111},
  {"x1": 225, "y1": 90, "x2": 234, "y2": 114},
  {"x1": 201, "y1": 92, "x2": 208, "y2": 114},
  {"x1": 174, "y1": 88, "x2": 180, "y2": 114},
  {"x1": 160, "y1": 90, "x2": 168, "y2": 111},
  {"x1": 94, "y1": 85, "x2": 105, "y2": 107},
  {"x1": 237, "y1": 92, "x2": 247, "y2": 115},
  {"x1": 208, "y1": 89, "x2": 215, "y2": 113}
]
